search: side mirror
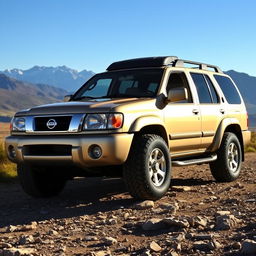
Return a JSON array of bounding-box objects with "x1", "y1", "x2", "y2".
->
[
  {"x1": 167, "y1": 87, "x2": 188, "y2": 102},
  {"x1": 64, "y1": 95, "x2": 73, "y2": 102}
]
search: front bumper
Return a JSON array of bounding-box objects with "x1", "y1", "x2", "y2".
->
[{"x1": 5, "y1": 133, "x2": 134, "y2": 167}]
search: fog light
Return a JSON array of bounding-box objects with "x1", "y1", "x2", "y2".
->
[
  {"x1": 8, "y1": 145, "x2": 16, "y2": 159},
  {"x1": 89, "y1": 145, "x2": 102, "y2": 159}
]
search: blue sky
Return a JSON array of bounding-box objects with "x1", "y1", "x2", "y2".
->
[{"x1": 0, "y1": 0, "x2": 256, "y2": 75}]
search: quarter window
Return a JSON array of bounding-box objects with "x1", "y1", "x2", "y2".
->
[{"x1": 214, "y1": 75, "x2": 241, "y2": 104}]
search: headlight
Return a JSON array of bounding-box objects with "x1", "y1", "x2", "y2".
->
[
  {"x1": 84, "y1": 114, "x2": 107, "y2": 130},
  {"x1": 11, "y1": 117, "x2": 26, "y2": 131},
  {"x1": 83, "y1": 113, "x2": 123, "y2": 130}
]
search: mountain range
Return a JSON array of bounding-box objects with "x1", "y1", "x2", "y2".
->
[
  {"x1": 0, "y1": 66, "x2": 255, "y2": 127},
  {"x1": 1, "y1": 66, "x2": 95, "y2": 92},
  {"x1": 0, "y1": 74, "x2": 68, "y2": 120}
]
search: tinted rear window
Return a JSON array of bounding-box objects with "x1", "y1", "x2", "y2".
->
[
  {"x1": 214, "y1": 75, "x2": 241, "y2": 104},
  {"x1": 205, "y1": 75, "x2": 219, "y2": 103}
]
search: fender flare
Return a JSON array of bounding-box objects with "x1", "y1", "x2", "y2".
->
[
  {"x1": 129, "y1": 116, "x2": 168, "y2": 144},
  {"x1": 209, "y1": 118, "x2": 242, "y2": 152}
]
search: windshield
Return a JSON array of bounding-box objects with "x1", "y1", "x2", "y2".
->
[{"x1": 73, "y1": 69, "x2": 164, "y2": 100}]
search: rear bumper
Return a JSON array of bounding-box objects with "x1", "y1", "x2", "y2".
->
[
  {"x1": 4, "y1": 134, "x2": 133, "y2": 167},
  {"x1": 242, "y1": 130, "x2": 251, "y2": 147}
]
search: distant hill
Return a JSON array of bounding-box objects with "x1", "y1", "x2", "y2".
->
[
  {"x1": 1, "y1": 66, "x2": 95, "y2": 92},
  {"x1": 0, "y1": 74, "x2": 68, "y2": 117}
]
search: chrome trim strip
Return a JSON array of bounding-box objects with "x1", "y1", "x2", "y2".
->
[
  {"x1": 169, "y1": 132, "x2": 202, "y2": 140},
  {"x1": 25, "y1": 114, "x2": 86, "y2": 134},
  {"x1": 69, "y1": 114, "x2": 86, "y2": 132},
  {"x1": 25, "y1": 116, "x2": 34, "y2": 133},
  {"x1": 202, "y1": 131, "x2": 215, "y2": 137}
]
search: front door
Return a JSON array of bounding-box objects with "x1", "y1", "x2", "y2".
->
[{"x1": 164, "y1": 71, "x2": 202, "y2": 156}]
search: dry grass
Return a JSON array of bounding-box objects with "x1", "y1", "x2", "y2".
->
[
  {"x1": 245, "y1": 131, "x2": 256, "y2": 152},
  {"x1": 0, "y1": 141, "x2": 17, "y2": 182},
  {"x1": 0, "y1": 123, "x2": 17, "y2": 182},
  {"x1": 0, "y1": 122, "x2": 10, "y2": 140}
]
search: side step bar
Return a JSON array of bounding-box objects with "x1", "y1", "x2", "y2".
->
[{"x1": 172, "y1": 154, "x2": 217, "y2": 167}]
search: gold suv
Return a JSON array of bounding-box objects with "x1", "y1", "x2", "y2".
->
[{"x1": 5, "y1": 56, "x2": 251, "y2": 200}]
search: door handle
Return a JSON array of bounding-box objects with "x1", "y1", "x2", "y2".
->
[
  {"x1": 192, "y1": 109, "x2": 199, "y2": 115},
  {"x1": 220, "y1": 109, "x2": 225, "y2": 114}
]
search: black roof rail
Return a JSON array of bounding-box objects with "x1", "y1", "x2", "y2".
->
[
  {"x1": 174, "y1": 59, "x2": 223, "y2": 73},
  {"x1": 107, "y1": 56, "x2": 178, "y2": 71},
  {"x1": 106, "y1": 56, "x2": 223, "y2": 73}
]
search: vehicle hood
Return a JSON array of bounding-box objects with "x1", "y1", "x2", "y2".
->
[{"x1": 15, "y1": 98, "x2": 153, "y2": 116}]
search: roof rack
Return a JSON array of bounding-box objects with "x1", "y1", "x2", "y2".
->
[
  {"x1": 106, "y1": 56, "x2": 223, "y2": 73},
  {"x1": 174, "y1": 59, "x2": 223, "y2": 73}
]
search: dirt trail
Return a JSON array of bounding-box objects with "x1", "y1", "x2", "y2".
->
[{"x1": 0, "y1": 153, "x2": 255, "y2": 256}]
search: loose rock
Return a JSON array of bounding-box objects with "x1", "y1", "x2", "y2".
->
[
  {"x1": 142, "y1": 218, "x2": 166, "y2": 231},
  {"x1": 215, "y1": 214, "x2": 240, "y2": 230},
  {"x1": 163, "y1": 217, "x2": 190, "y2": 228},
  {"x1": 103, "y1": 236, "x2": 118, "y2": 245},
  {"x1": 134, "y1": 200, "x2": 155, "y2": 210},
  {"x1": 241, "y1": 239, "x2": 256, "y2": 254},
  {"x1": 149, "y1": 241, "x2": 162, "y2": 252}
]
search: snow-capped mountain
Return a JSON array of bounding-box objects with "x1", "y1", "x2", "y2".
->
[{"x1": 1, "y1": 66, "x2": 95, "y2": 92}]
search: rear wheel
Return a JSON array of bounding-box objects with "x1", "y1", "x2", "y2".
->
[
  {"x1": 17, "y1": 164, "x2": 67, "y2": 197},
  {"x1": 123, "y1": 134, "x2": 171, "y2": 200},
  {"x1": 210, "y1": 132, "x2": 242, "y2": 182}
]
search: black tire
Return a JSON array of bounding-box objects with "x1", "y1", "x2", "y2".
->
[
  {"x1": 123, "y1": 134, "x2": 171, "y2": 200},
  {"x1": 210, "y1": 132, "x2": 242, "y2": 182},
  {"x1": 17, "y1": 164, "x2": 67, "y2": 197}
]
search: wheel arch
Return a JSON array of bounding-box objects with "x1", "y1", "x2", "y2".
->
[
  {"x1": 209, "y1": 118, "x2": 244, "y2": 161},
  {"x1": 129, "y1": 116, "x2": 169, "y2": 146},
  {"x1": 224, "y1": 124, "x2": 244, "y2": 161}
]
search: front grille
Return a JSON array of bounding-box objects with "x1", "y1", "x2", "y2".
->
[
  {"x1": 34, "y1": 116, "x2": 72, "y2": 131},
  {"x1": 23, "y1": 145, "x2": 72, "y2": 156}
]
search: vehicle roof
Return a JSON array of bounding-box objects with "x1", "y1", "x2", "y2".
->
[{"x1": 107, "y1": 56, "x2": 223, "y2": 74}]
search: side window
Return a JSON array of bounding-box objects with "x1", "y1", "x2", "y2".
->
[
  {"x1": 205, "y1": 75, "x2": 219, "y2": 103},
  {"x1": 214, "y1": 75, "x2": 241, "y2": 104},
  {"x1": 191, "y1": 73, "x2": 212, "y2": 103},
  {"x1": 166, "y1": 72, "x2": 193, "y2": 103}
]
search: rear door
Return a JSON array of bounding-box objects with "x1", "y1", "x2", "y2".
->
[{"x1": 189, "y1": 72, "x2": 226, "y2": 150}]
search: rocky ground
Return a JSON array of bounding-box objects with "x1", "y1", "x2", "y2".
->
[{"x1": 0, "y1": 153, "x2": 255, "y2": 256}]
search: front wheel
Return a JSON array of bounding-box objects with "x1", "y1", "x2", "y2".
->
[
  {"x1": 123, "y1": 134, "x2": 171, "y2": 200},
  {"x1": 210, "y1": 132, "x2": 242, "y2": 182},
  {"x1": 17, "y1": 164, "x2": 67, "y2": 197}
]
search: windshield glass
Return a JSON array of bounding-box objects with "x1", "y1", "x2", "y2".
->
[{"x1": 73, "y1": 69, "x2": 163, "y2": 100}]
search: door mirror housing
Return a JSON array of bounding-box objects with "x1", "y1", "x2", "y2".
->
[
  {"x1": 64, "y1": 95, "x2": 73, "y2": 102},
  {"x1": 167, "y1": 87, "x2": 188, "y2": 102}
]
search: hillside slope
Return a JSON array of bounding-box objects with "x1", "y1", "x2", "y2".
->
[{"x1": 0, "y1": 74, "x2": 67, "y2": 117}]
